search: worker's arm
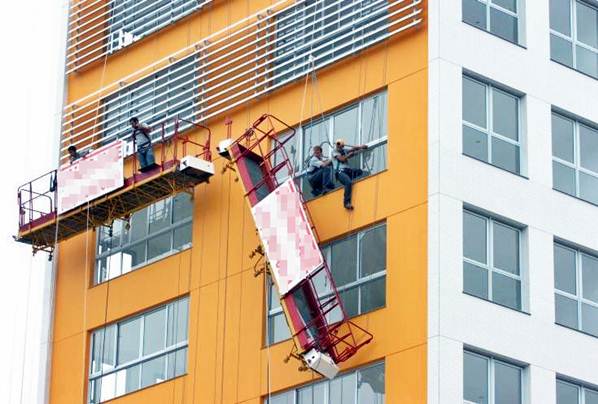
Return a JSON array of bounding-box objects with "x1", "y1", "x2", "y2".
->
[{"x1": 139, "y1": 124, "x2": 151, "y2": 135}]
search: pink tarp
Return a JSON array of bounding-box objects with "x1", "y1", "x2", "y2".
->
[
  {"x1": 57, "y1": 141, "x2": 124, "y2": 214},
  {"x1": 251, "y1": 178, "x2": 324, "y2": 295}
]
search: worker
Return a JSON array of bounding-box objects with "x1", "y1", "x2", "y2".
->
[
  {"x1": 306, "y1": 145, "x2": 335, "y2": 196},
  {"x1": 130, "y1": 117, "x2": 155, "y2": 171},
  {"x1": 67, "y1": 145, "x2": 88, "y2": 164},
  {"x1": 332, "y1": 139, "x2": 368, "y2": 210}
]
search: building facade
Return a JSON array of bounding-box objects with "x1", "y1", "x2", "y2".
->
[{"x1": 42, "y1": 0, "x2": 598, "y2": 403}]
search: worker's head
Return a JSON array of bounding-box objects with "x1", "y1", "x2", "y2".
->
[
  {"x1": 335, "y1": 139, "x2": 345, "y2": 150},
  {"x1": 67, "y1": 145, "x2": 77, "y2": 157},
  {"x1": 129, "y1": 117, "x2": 140, "y2": 128},
  {"x1": 313, "y1": 145, "x2": 322, "y2": 157}
]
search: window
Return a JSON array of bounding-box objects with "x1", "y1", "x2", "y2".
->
[
  {"x1": 267, "y1": 223, "x2": 386, "y2": 345},
  {"x1": 550, "y1": 0, "x2": 598, "y2": 79},
  {"x1": 462, "y1": 0, "x2": 520, "y2": 44},
  {"x1": 88, "y1": 297, "x2": 189, "y2": 403},
  {"x1": 463, "y1": 210, "x2": 523, "y2": 310},
  {"x1": 554, "y1": 242, "x2": 598, "y2": 337},
  {"x1": 462, "y1": 75, "x2": 522, "y2": 174},
  {"x1": 273, "y1": 91, "x2": 387, "y2": 199},
  {"x1": 95, "y1": 193, "x2": 193, "y2": 284},
  {"x1": 557, "y1": 378, "x2": 598, "y2": 404},
  {"x1": 107, "y1": 0, "x2": 204, "y2": 53},
  {"x1": 274, "y1": 0, "x2": 388, "y2": 84},
  {"x1": 463, "y1": 350, "x2": 524, "y2": 404},
  {"x1": 552, "y1": 112, "x2": 598, "y2": 205},
  {"x1": 102, "y1": 55, "x2": 199, "y2": 145},
  {"x1": 265, "y1": 361, "x2": 385, "y2": 403}
]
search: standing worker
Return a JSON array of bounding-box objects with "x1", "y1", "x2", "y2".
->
[
  {"x1": 307, "y1": 145, "x2": 335, "y2": 196},
  {"x1": 332, "y1": 139, "x2": 368, "y2": 210},
  {"x1": 130, "y1": 117, "x2": 155, "y2": 171}
]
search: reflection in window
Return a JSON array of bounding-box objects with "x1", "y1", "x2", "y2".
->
[
  {"x1": 554, "y1": 242, "x2": 598, "y2": 338},
  {"x1": 550, "y1": 0, "x2": 598, "y2": 79},
  {"x1": 462, "y1": 0, "x2": 520, "y2": 44},
  {"x1": 463, "y1": 209, "x2": 523, "y2": 310},
  {"x1": 462, "y1": 75, "x2": 522, "y2": 174},
  {"x1": 552, "y1": 111, "x2": 598, "y2": 205},
  {"x1": 464, "y1": 350, "x2": 523, "y2": 404},
  {"x1": 266, "y1": 361, "x2": 385, "y2": 404},
  {"x1": 95, "y1": 193, "x2": 193, "y2": 284},
  {"x1": 557, "y1": 378, "x2": 598, "y2": 404},
  {"x1": 88, "y1": 297, "x2": 189, "y2": 403},
  {"x1": 267, "y1": 223, "x2": 386, "y2": 345}
]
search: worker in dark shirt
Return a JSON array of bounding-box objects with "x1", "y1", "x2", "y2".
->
[
  {"x1": 332, "y1": 139, "x2": 367, "y2": 210},
  {"x1": 129, "y1": 117, "x2": 155, "y2": 171},
  {"x1": 306, "y1": 145, "x2": 335, "y2": 196},
  {"x1": 67, "y1": 145, "x2": 88, "y2": 164}
]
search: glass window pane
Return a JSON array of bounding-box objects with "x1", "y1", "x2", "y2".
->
[
  {"x1": 580, "y1": 172, "x2": 598, "y2": 205},
  {"x1": 147, "y1": 232, "x2": 172, "y2": 260},
  {"x1": 492, "y1": 137, "x2": 520, "y2": 174},
  {"x1": 173, "y1": 222, "x2": 192, "y2": 250},
  {"x1": 121, "y1": 242, "x2": 146, "y2": 274},
  {"x1": 331, "y1": 236, "x2": 358, "y2": 287},
  {"x1": 99, "y1": 373, "x2": 117, "y2": 402},
  {"x1": 576, "y1": 2, "x2": 598, "y2": 48},
  {"x1": 140, "y1": 355, "x2": 166, "y2": 388},
  {"x1": 464, "y1": 125, "x2": 489, "y2": 162},
  {"x1": 298, "y1": 382, "x2": 326, "y2": 404},
  {"x1": 115, "y1": 364, "x2": 140, "y2": 396},
  {"x1": 554, "y1": 244, "x2": 577, "y2": 294},
  {"x1": 334, "y1": 106, "x2": 359, "y2": 147},
  {"x1": 339, "y1": 287, "x2": 359, "y2": 318},
  {"x1": 555, "y1": 294, "x2": 579, "y2": 329},
  {"x1": 167, "y1": 298, "x2": 189, "y2": 346},
  {"x1": 97, "y1": 253, "x2": 122, "y2": 283},
  {"x1": 490, "y1": 8, "x2": 518, "y2": 43},
  {"x1": 360, "y1": 225, "x2": 386, "y2": 277},
  {"x1": 463, "y1": 0, "x2": 487, "y2": 31},
  {"x1": 329, "y1": 372, "x2": 357, "y2": 404},
  {"x1": 492, "y1": 90, "x2": 518, "y2": 141},
  {"x1": 129, "y1": 209, "x2": 148, "y2": 242},
  {"x1": 148, "y1": 199, "x2": 172, "y2": 234},
  {"x1": 463, "y1": 211, "x2": 487, "y2": 263},
  {"x1": 580, "y1": 125, "x2": 598, "y2": 173},
  {"x1": 552, "y1": 113, "x2": 575, "y2": 162},
  {"x1": 492, "y1": 272, "x2": 521, "y2": 309},
  {"x1": 143, "y1": 308, "x2": 166, "y2": 355},
  {"x1": 556, "y1": 380, "x2": 580, "y2": 404},
  {"x1": 358, "y1": 363, "x2": 385, "y2": 403},
  {"x1": 361, "y1": 94, "x2": 387, "y2": 143},
  {"x1": 576, "y1": 46, "x2": 598, "y2": 79},
  {"x1": 492, "y1": 0, "x2": 516, "y2": 13},
  {"x1": 493, "y1": 223, "x2": 519, "y2": 275},
  {"x1": 92, "y1": 325, "x2": 116, "y2": 373},
  {"x1": 463, "y1": 76, "x2": 487, "y2": 128},
  {"x1": 582, "y1": 254, "x2": 598, "y2": 303},
  {"x1": 550, "y1": 0, "x2": 572, "y2": 35},
  {"x1": 586, "y1": 389, "x2": 598, "y2": 404},
  {"x1": 303, "y1": 120, "x2": 330, "y2": 165},
  {"x1": 117, "y1": 317, "x2": 141, "y2": 365},
  {"x1": 360, "y1": 277, "x2": 386, "y2": 313},
  {"x1": 172, "y1": 193, "x2": 193, "y2": 223},
  {"x1": 551, "y1": 34, "x2": 574, "y2": 67},
  {"x1": 582, "y1": 302, "x2": 598, "y2": 336},
  {"x1": 494, "y1": 361, "x2": 522, "y2": 404},
  {"x1": 553, "y1": 161, "x2": 577, "y2": 196},
  {"x1": 167, "y1": 347, "x2": 187, "y2": 378},
  {"x1": 463, "y1": 351, "x2": 489, "y2": 404},
  {"x1": 269, "y1": 313, "x2": 291, "y2": 344},
  {"x1": 464, "y1": 262, "x2": 489, "y2": 299},
  {"x1": 268, "y1": 391, "x2": 294, "y2": 404}
]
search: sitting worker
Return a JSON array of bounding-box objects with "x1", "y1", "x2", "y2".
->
[
  {"x1": 129, "y1": 117, "x2": 155, "y2": 172},
  {"x1": 67, "y1": 145, "x2": 89, "y2": 164},
  {"x1": 332, "y1": 139, "x2": 368, "y2": 210},
  {"x1": 307, "y1": 145, "x2": 335, "y2": 196}
]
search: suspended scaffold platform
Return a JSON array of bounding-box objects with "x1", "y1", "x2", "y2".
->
[
  {"x1": 16, "y1": 118, "x2": 214, "y2": 256},
  {"x1": 219, "y1": 114, "x2": 373, "y2": 379}
]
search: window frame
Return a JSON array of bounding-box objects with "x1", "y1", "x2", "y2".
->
[
  {"x1": 88, "y1": 297, "x2": 189, "y2": 403},
  {"x1": 552, "y1": 111, "x2": 598, "y2": 205},
  {"x1": 463, "y1": 209, "x2": 525, "y2": 311},
  {"x1": 462, "y1": 0, "x2": 522, "y2": 44},
  {"x1": 462, "y1": 74, "x2": 523, "y2": 175},
  {"x1": 94, "y1": 194, "x2": 193, "y2": 285},
  {"x1": 554, "y1": 241, "x2": 598, "y2": 337},
  {"x1": 463, "y1": 349, "x2": 525, "y2": 404},
  {"x1": 266, "y1": 222, "x2": 387, "y2": 345},
  {"x1": 550, "y1": 0, "x2": 598, "y2": 79},
  {"x1": 557, "y1": 377, "x2": 598, "y2": 404}
]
